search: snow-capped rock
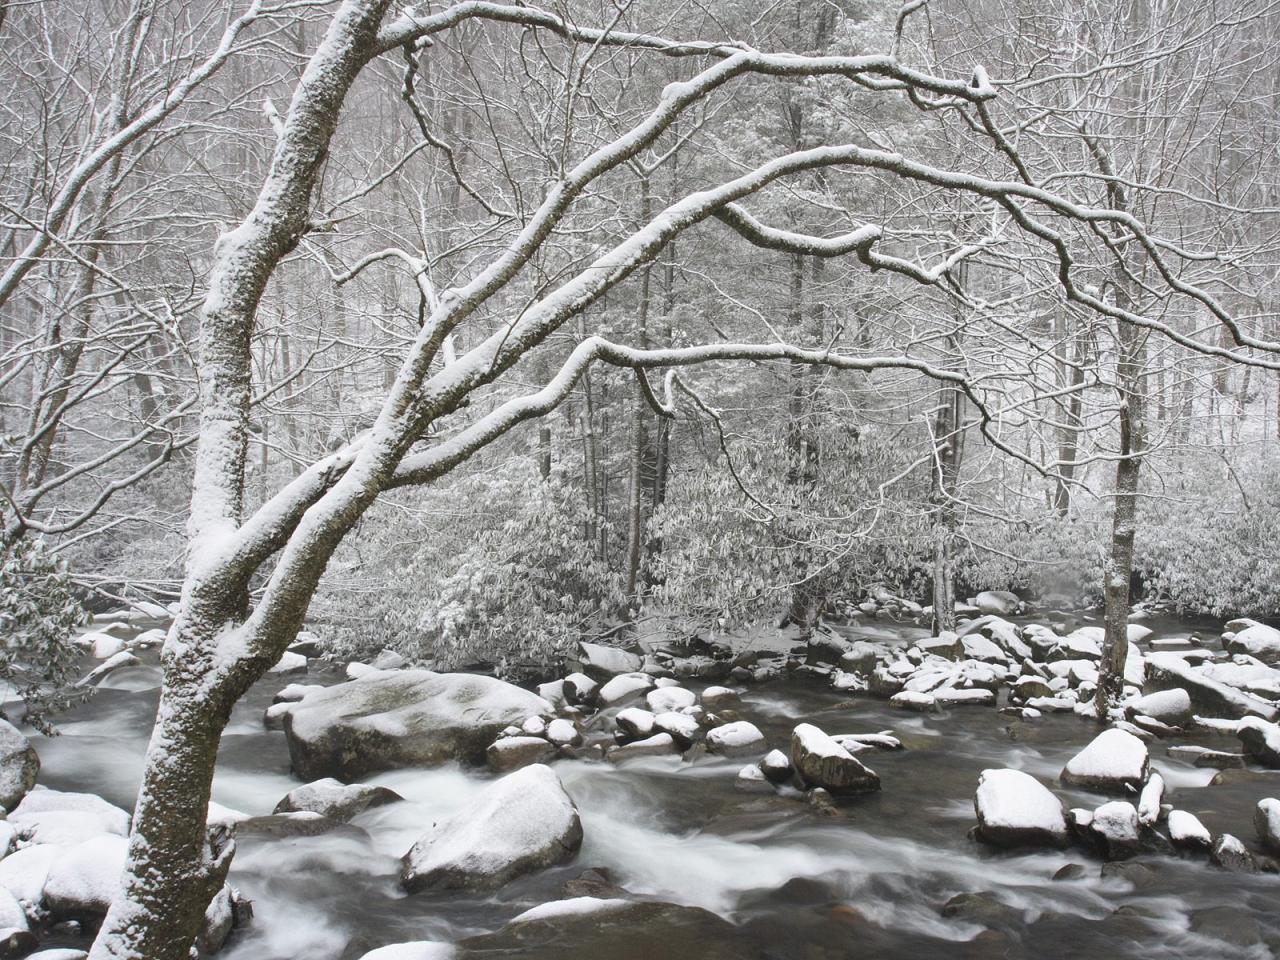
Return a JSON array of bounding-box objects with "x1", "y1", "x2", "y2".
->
[
  {"x1": 1060, "y1": 729, "x2": 1149, "y2": 793},
  {"x1": 790, "y1": 724, "x2": 879, "y2": 795},
  {"x1": 645, "y1": 686, "x2": 695, "y2": 714},
  {"x1": 596, "y1": 673, "x2": 655, "y2": 707},
  {"x1": 545, "y1": 718, "x2": 580, "y2": 747},
  {"x1": 615, "y1": 707, "x2": 656, "y2": 741},
  {"x1": 890, "y1": 690, "x2": 938, "y2": 712},
  {"x1": 700, "y1": 686, "x2": 738, "y2": 710},
  {"x1": 1210, "y1": 833, "x2": 1255, "y2": 872},
  {"x1": 400, "y1": 764, "x2": 582, "y2": 892},
  {"x1": 1236, "y1": 717, "x2": 1280, "y2": 767},
  {"x1": 705, "y1": 721, "x2": 765, "y2": 758},
  {"x1": 652, "y1": 712, "x2": 700, "y2": 748},
  {"x1": 1255, "y1": 798, "x2": 1280, "y2": 854},
  {"x1": 973, "y1": 769, "x2": 1067, "y2": 848},
  {"x1": 1223, "y1": 620, "x2": 1280, "y2": 663},
  {"x1": 487, "y1": 736, "x2": 558, "y2": 773},
  {"x1": 8, "y1": 787, "x2": 128, "y2": 845},
  {"x1": 0, "y1": 886, "x2": 26, "y2": 933},
  {"x1": 356, "y1": 943, "x2": 456, "y2": 960},
  {"x1": 1136, "y1": 772, "x2": 1164, "y2": 826},
  {"x1": 273, "y1": 778, "x2": 402, "y2": 822},
  {"x1": 561, "y1": 673, "x2": 597, "y2": 705},
  {"x1": 284, "y1": 670, "x2": 551, "y2": 780},
  {"x1": 974, "y1": 591, "x2": 1019, "y2": 617},
  {"x1": 606, "y1": 733, "x2": 676, "y2": 762},
  {"x1": 268, "y1": 651, "x2": 308, "y2": 675},
  {"x1": 43, "y1": 834, "x2": 128, "y2": 917},
  {"x1": 1146, "y1": 654, "x2": 1278, "y2": 721},
  {"x1": 575, "y1": 642, "x2": 643, "y2": 680},
  {"x1": 0, "y1": 843, "x2": 62, "y2": 906},
  {"x1": 76, "y1": 651, "x2": 142, "y2": 689},
  {"x1": 1167, "y1": 810, "x2": 1212, "y2": 852},
  {"x1": 759, "y1": 749, "x2": 794, "y2": 784},
  {"x1": 0, "y1": 720, "x2": 38, "y2": 811},
  {"x1": 1126, "y1": 688, "x2": 1191, "y2": 726},
  {"x1": 1087, "y1": 801, "x2": 1140, "y2": 859},
  {"x1": 734, "y1": 763, "x2": 772, "y2": 793}
]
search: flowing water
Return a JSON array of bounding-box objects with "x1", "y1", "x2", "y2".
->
[{"x1": 30, "y1": 616, "x2": 1280, "y2": 959}]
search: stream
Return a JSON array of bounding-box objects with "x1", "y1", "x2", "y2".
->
[{"x1": 29, "y1": 614, "x2": 1280, "y2": 959}]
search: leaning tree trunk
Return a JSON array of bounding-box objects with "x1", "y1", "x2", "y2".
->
[{"x1": 90, "y1": 3, "x2": 392, "y2": 957}]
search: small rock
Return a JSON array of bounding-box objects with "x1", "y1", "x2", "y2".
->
[
  {"x1": 1088, "y1": 801, "x2": 1141, "y2": 860},
  {"x1": 545, "y1": 718, "x2": 581, "y2": 747},
  {"x1": 274, "y1": 778, "x2": 402, "y2": 821},
  {"x1": 596, "y1": 673, "x2": 655, "y2": 707},
  {"x1": 705, "y1": 721, "x2": 765, "y2": 758},
  {"x1": 1209, "y1": 833, "x2": 1255, "y2": 872},
  {"x1": 759, "y1": 749, "x2": 794, "y2": 784},
  {"x1": 1167, "y1": 810, "x2": 1212, "y2": 852},
  {"x1": 487, "y1": 736, "x2": 557, "y2": 773},
  {"x1": 606, "y1": 733, "x2": 676, "y2": 763},
  {"x1": 615, "y1": 708, "x2": 656, "y2": 741}
]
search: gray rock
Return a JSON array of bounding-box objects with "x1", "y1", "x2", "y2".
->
[
  {"x1": 283, "y1": 670, "x2": 551, "y2": 780},
  {"x1": 400, "y1": 764, "x2": 582, "y2": 892},
  {"x1": 487, "y1": 736, "x2": 558, "y2": 773},
  {"x1": 575, "y1": 642, "x2": 643, "y2": 680},
  {"x1": 606, "y1": 733, "x2": 676, "y2": 763},
  {"x1": 974, "y1": 591, "x2": 1020, "y2": 617},
  {"x1": 974, "y1": 769, "x2": 1067, "y2": 849},
  {"x1": 1237, "y1": 717, "x2": 1280, "y2": 767},
  {"x1": 0, "y1": 720, "x2": 38, "y2": 812},
  {"x1": 1209, "y1": 833, "x2": 1256, "y2": 872},
  {"x1": 1254, "y1": 798, "x2": 1280, "y2": 854},
  {"x1": 273, "y1": 778, "x2": 402, "y2": 821},
  {"x1": 790, "y1": 724, "x2": 879, "y2": 795}
]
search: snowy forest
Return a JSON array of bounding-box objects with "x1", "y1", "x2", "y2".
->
[{"x1": 4, "y1": 0, "x2": 1280, "y2": 957}]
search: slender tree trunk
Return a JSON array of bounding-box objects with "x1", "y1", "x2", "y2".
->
[
  {"x1": 1053, "y1": 311, "x2": 1086, "y2": 516},
  {"x1": 623, "y1": 174, "x2": 653, "y2": 612}
]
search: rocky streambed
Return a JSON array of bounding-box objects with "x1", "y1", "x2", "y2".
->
[{"x1": 7, "y1": 604, "x2": 1280, "y2": 959}]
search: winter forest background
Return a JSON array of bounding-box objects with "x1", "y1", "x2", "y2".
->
[{"x1": 5, "y1": 0, "x2": 1280, "y2": 958}]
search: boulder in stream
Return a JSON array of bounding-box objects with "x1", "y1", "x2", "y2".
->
[
  {"x1": 1167, "y1": 810, "x2": 1212, "y2": 852},
  {"x1": 400, "y1": 764, "x2": 582, "y2": 892},
  {"x1": 284, "y1": 670, "x2": 551, "y2": 780},
  {"x1": 0, "y1": 720, "x2": 38, "y2": 812},
  {"x1": 9, "y1": 787, "x2": 128, "y2": 845},
  {"x1": 487, "y1": 736, "x2": 558, "y2": 773},
  {"x1": 1236, "y1": 717, "x2": 1280, "y2": 767},
  {"x1": 974, "y1": 769, "x2": 1067, "y2": 848},
  {"x1": 705, "y1": 721, "x2": 765, "y2": 758},
  {"x1": 1254, "y1": 798, "x2": 1280, "y2": 854},
  {"x1": 1060, "y1": 729, "x2": 1148, "y2": 794},
  {"x1": 790, "y1": 724, "x2": 880, "y2": 796},
  {"x1": 1223, "y1": 619, "x2": 1280, "y2": 663},
  {"x1": 357, "y1": 944, "x2": 456, "y2": 960},
  {"x1": 974, "y1": 591, "x2": 1020, "y2": 617},
  {"x1": 273, "y1": 778, "x2": 402, "y2": 821},
  {"x1": 42, "y1": 834, "x2": 128, "y2": 918}
]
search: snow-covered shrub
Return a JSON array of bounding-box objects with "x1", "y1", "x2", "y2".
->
[
  {"x1": 319, "y1": 464, "x2": 625, "y2": 676},
  {"x1": 0, "y1": 538, "x2": 90, "y2": 730}
]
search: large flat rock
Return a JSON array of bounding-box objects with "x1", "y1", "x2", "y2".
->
[{"x1": 285, "y1": 670, "x2": 551, "y2": 781}]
